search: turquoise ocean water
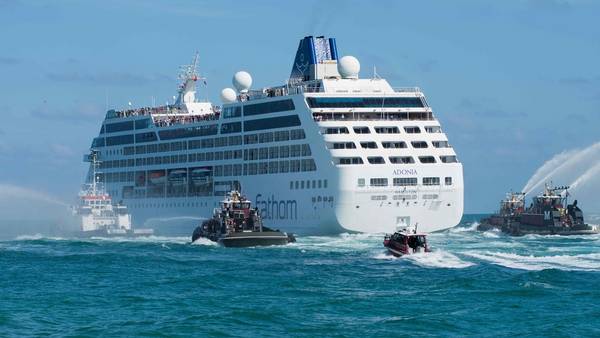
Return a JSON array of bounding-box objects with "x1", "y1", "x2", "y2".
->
[{"x1": 1, "y1": 214, "x2": 599, "y2": 337}]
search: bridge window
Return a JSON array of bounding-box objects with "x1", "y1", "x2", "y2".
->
[
  {"x1": 135, "y1": 132, "x2": 157, "y2": 143},
  {"x1": 440, "y1": 155, "x2": 458, "y2": 163},
  {"x1": 404, "y1": 126, "x2": 421, "y2": 134},
  {"x1": 419, "y1": 156, "x2": 436, "y2": 164},
  {"x1": 367, "y1": 156, "x2": 385, "y2": 164},
  {"x1": 306, "y1": 97, "x2": 424, "y2": 108},
  {"x1": 360, "y1": 142, "x2": 378, "y2": 149},
  {"x1": 375, "y1": 127, "x2": 399, "y2": 134},
  {"x1": 105, "y1": 121, "x2": 134, "y2": 133},
  {"x1": 244, "y1": 115, "x2": 301, "y2": 132},
  {"x1": 106, "y1": 134, "x2": 134, "y2": 146},
  {"x1": 223, "y1": 106, "x2": 242, "y2": 118},
  {"x1": 393, "y1": 177, "x2": 418, "y2": 186},
  {"x1": 411, "y1": 141, "x2": 428, "y2": 149},
  {"x1": 353, "y1": 126, "x2": 370, "y2": 134},
  {"x1": 423, "y1": 177, "x2": 440, "y2": 186},
  {"x1": 244, "y1": 99, "x2": 295, "y2": 116},
  {"x1": 370, "y1": 178, "x2": 388, "y2": 187},
  {"x1": 389, "y1": 156, "x2": 415, "y2": 164}
]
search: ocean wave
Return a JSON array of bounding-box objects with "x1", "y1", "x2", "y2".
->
[
  {"x1": 464, "y1": 251, "x2": 600, "y2": 271},
  {"x1": 190, "y1": 237, "x2": 218, "y2": 246}
]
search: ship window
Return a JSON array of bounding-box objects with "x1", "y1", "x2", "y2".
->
[
  {"x1": 223, "y1": 106, "x2": 242, "y2": 118},
  {"x1": 324, "y1": 180, "x2": 328, "y2": 188},
  {"x1": 358, "y1": 178, "x2": 365, "y2": 187},
  {"x1": 367, "y1": 156, "x2": 385, "y2": 164},
  {"x1": 432, "y1": 141, "x2": 450, "y2": 148},
  {"x1": 279, "y1": 160, "x2": 289, "y2": 173},
  {"x1": 445, "y1": 177, "x2": 453, "y2": 185},
  {"x1": 382, "y1": 141, "x2": 406, "y2": 149},
  {"x1": 135, "y1": 118, "x2": 151, "y2": 130},
  {"x1": 259, "y1": 132, "x2": 274, "y2": 143},
  {"x1": 244, "y1": 115, "x2": 301, "y2": 132},
  {"x1": 301, "y1": 181, "x2": 305, "y2": 189},
  {"x1": 135, "y1": 132, "x2": 158, "y2": 143},
  {"x1": 440, "y1": 155, "x2": 458, "y2": 163},
  {"x1": 325, "y1": 127, "x2": 349, "y2": 134},
  {"x1": 423, "y1": 177, "x2": 440, "y2": 186},
  {"x1": 411, "y1": 141, "x2": 428, "y2": 149},
  {"x1": 332, "y1": 142, "x2": 356, "y2": 149},
  {"x1": 404, "y1": 126, "x2": 421, "y2": 134},
  {"x1": 301, "y1": 159, "x2": 317, "y2": 171},
  {"x1": 92, "y1": 137, "x2": 105, "y2": 148},
  {"x1": 389, "y1": 156, "x2": 415, "y2": 164},
  {"x1": 290, "y1": 181, "x2": 294, "y2": 189},
  {"x1": 353, "y1": 126, "x2": 370, "y2": 134},
  {"x1": 158, "y1": 124, "x2": 218, "y2": 140},
  {"x1": 290, "y1": 159, "x2": 301, "y2": 172},
  {"x1": 312, "y1": 180, "x2": 316, "y2": 189},
  {"x1": 425, "y1": 126, "x2": 441, "y2": 133},
  {"x1": 306, "y1": 97, "x2": 424, "y2": 108},
  {"x1": 229, "y1": 135, "x2": 242, "y2": 145},
  {"x1": 360, "y1": 142, "x2": 378, "y2": 149},
  {"x1": 279, "y1": 145, "x2": 290, "y2": 158},
  {"x1": 274, "y1": 130, "x2": 290, "y2": 141},
  {"x1": 244, "y1": 99, "x2": 295, "y2": 116},
  {"x1": 375, "y1": 127, "x2": 399, "y2": 134},
  {"x1": 105, "y1": 121, "x2": 134, "y2": 133},
  {"x1": 337, "y1": 157, "x2": 363, "y2": 165},
  {"x1": 370, "y1": 178, "x2": 388, "y2": 187},
  {"x1": 290, "y1": 129, "x2": 306, "y2": 140},
  {"x1": 221, "y1": 122, "x2": 241, "y2": 134},
  {"x1": 106, "y1": 134, "x2": 134, "y2": 146},
  {"x1": 393, "y1": 177, "x2": 417, "y2": 186},
  {"x1": 244, "y1": 134, "x2": 258, "y2": 144},
  {"x1": 419, "y1": 156, "x2": 436, "y2": 164}
]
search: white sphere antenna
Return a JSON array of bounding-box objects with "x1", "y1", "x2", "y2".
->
[
  {"x1": 338, "y1": 56, "x2": 360, "y2": 79},
  {"x1": 233, "y1": 71, "x2": 252, "y2": 93},
  {"x1": 220, "y1": 88, "x2": 237, "y2": 103}
]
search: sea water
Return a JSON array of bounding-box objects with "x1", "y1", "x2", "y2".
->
[{"x1": 1, "y1": 214, "x2": 599, "y2": 337}]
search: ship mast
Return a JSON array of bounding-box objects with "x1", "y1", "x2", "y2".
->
[{"x1": 174, "y1": 53, "x2": 204, "y2": 107}]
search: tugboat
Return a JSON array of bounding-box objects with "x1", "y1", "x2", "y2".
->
[
  {"x1": 477, "y1": 184, "x2": 599, "y2": 236},
  {"x1": 72, "y1": 151, "x2": 154, "y2": 237},
  {"x1": 383, "y1": 224, "x2": 430, "y2": 257},
  {"x1": 191, "y1": 190, "x2": 295, "y2": 247}
]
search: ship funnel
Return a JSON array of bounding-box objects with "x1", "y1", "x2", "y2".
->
[{"x1": 289, "y1": 35, "x2": 340, "y2": 84}]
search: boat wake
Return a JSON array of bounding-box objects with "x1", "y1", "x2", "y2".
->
[
  {"x1": 448, "y1": 222, "x2": 479, "y2": 233},
  {"x1": 404, "y1": 250, "x2": 475, "y2": 269},
  {"x1": 464, "y1": 251, "x2": 600, "y2": 271}
]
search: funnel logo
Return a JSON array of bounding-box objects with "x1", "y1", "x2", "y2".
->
[{"x1": 295, "y1": 53, "x2": 309, "y2": 74}]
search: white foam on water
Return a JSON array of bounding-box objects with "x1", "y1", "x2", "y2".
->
[
  {"x1": 372, "y1": 252, "x2": 398, "y2": 260},
  {"x1": 482, "y1": 230, "x2": 500, "y2": 238},
  {"x1": 14, "y1": 234, "x2": 68, "y2": 241},
  {"x1": 190, "y1": 237, "x2": 218, "y2": 246},
  {"x1": 448, "y1": 222, "x2": 479, "y2": 233},
  {"x1": 295, "y1": 232, "x2": 382, "y2": 252},
  {"x1": 403, "y1": 250, "x2": 475, "y2": 269},
  {"x1": 90, "y1": 235, "x2": 191, "y2": 244},
  {"x1": 465, "y1": 251, "x2": 600, "y2": 271}
]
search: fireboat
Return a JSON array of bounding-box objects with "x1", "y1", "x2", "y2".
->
[
  {"x1": 383, "y1": 224, "x2": 430, "y2": 257},
  {"x1": 191, "y1": 191, "x2": 296, "y2": 247},
  {"x1": 477, "y1": 184, "x2": 599, "y2": 236}
]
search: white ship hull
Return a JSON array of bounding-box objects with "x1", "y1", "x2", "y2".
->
[{"x1": 83, "y1": 36, "x2": 464, "y2": 236}]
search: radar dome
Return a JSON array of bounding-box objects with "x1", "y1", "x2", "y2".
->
[
  {"x1": 220, "y1": 88, "x2": 237, "y2": 103},
  {"x1": 233, "y1": 71, "x2": 252, "y2": 93},
  {"x1": 338, "y1": 56, "x2": 360, "y2": 79}
]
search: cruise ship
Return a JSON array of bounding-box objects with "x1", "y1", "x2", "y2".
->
[{"x1": 83, "y1": 35, "x2": 463, "y2": 235}]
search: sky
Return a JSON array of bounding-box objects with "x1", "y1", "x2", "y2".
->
[{"x1": 0, "y1": 0, "x2": 599, "y2": 215}]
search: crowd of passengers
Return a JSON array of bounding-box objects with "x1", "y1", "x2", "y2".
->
[{"x1": 154, "y1": 113, "x2": 220, "y2": 127}]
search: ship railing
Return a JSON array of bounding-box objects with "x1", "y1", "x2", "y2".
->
[
  {"x1": 312, "y1": 111, "x2": 435, "y2": 122},
  {"x1": 152, "y1": 112, "x2": 220, "y2": 128},
  {"x1": 393, "y1": 87, "x2": 421, "y2": 93}
]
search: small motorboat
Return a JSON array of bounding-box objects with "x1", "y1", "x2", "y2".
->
[
  {"x1": 383, "y1": 225, "x2": 430, "y2": 257},
  {"x1": 191, "y1": 190, "x2": 295, "y2": 247}
]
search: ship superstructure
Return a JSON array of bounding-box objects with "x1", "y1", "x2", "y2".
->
[{"x1": 83, "y1": 36, "x2": 464, "y2": 234}]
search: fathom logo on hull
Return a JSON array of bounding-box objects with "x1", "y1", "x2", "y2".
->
[{"x1": 255, "y1": 194, "x2": 298, "y2": 220}]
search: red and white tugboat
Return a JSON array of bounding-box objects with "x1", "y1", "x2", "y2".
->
[
  {"x1": 191, "y1": 190, "x2": 295, "y2": 247},
  {"x1": 383, "y1": 224, "x2": 430, "y2": 257}
]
